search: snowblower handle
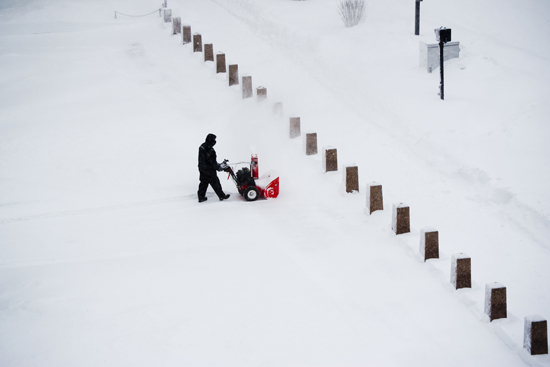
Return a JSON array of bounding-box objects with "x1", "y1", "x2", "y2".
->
[
  {"x1": 220, "y1": 159, "x2": 229, "y2": 172},
  {"x1": 219, "y1": 159, "x2": 230, "y2": 172}
]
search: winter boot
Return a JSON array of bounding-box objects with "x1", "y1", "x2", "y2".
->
[{"x1": 220, "y1": 194, "x2": 230, "y2": 201}]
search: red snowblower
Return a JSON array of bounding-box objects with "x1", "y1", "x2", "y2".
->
[{"x1": 219, "y1": 154, "x2": 279, "y2": 201}]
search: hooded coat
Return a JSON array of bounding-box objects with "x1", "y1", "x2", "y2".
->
[
  {"x1": 197, "y1": 133, "x2": 227, "y2": 201},
  {"x1": 198, "y1": 133, "x2": 220, "y2": 174}
]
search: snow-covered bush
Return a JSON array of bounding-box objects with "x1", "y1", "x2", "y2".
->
[{"x1": 338, "y1": 0, "x2": 366, "y2": 27}]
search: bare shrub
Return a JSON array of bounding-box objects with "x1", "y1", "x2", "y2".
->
[{"x1": 338, "y1": 0, "x2": 366, "y2": 27}]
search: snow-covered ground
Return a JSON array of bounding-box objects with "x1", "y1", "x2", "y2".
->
[{"x1": 1, "y1": 0, "x2": 549, "y2": 365}]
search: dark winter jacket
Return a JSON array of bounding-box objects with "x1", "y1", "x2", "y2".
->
[{"x1": 198, "y1": 133, "x2": 220, "y2": 174}]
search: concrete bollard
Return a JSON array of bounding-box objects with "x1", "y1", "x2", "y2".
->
[
  {"x1": 182, "y1": 25, "x2": 191, "y2": 44},
  {"x1": 289, "y1": 117, "x2": 301, "y2": 139},
  {"x1": 344, "y1": 166, "x2": 359, "y2": 193},
  {"x1": 172, "y1": 17, "x2": 181, "y2": 35},
  {"x1": 242, "y1": 76, "x2": 252, "y2": 99},
  {"x1": 229, "y1": 65, "x2": 239, "y2": 86},
  {"x1": 366, "y1": 183, "x2": 383, "y2": 214},
  {"x1": 485, "y1": 283, "x2": 507, "y2": 321},
  {"x1": 524, "y1": 316, "x2": 548, "y2": 355},
  {"x1": 164, "y1": 9, "x2": 172, "y2": 22},
  {"x1": 216, "y1": 53, "x2": 226, "y2": 73},
  {"x1": 193, "y1": 33, "x2": 202, "y2": 52},
  {"x1": 451, "y1": 253, "x2": 471, "y2": 289},
  {"x1": 257, "y1": 87, "x2": 267, "y2": 101},
  {"x1": 204, "y1": 44, "x2": 214, "y2": 62},
  {"x1": 322, "y1": 147, "x2": 338, "y2": 173},
  {"x1": 392, "y1": 203, "x2": 410, "y2": 235},
  {"x1": 305, "y1": 132, "x2": 317, "y2": 155},
  {"x1": 420, "y1": 227, "x2": 439, "y2": 261}
]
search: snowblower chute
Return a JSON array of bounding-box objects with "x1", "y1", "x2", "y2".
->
[{"x1": 220, "y1": 155, "x2": 279, "y2": 201}]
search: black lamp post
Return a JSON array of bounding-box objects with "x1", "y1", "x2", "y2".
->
[
  {"x1": 415, "y1": 0, "x2": 422, "y2": 36},
  {"x1": 435, "y1": 27, "x2": 451, "y2": 100}
]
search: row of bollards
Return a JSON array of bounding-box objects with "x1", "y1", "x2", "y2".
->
[
  {"x1": 288, "y1": 73, "x2": 549, "y2": 358},
  {"x1": 251, "y1": 50, "x2": 547, "y2": 356},
  {"x1": 164, "y1": 11, "x2": 547, "y2": 356},
  {"x1": 185, "y1": 27, "x2": 268, "y2": 100}
]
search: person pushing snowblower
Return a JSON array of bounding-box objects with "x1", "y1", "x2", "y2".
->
[{"x1": 197, "y1": 133, "x2": 230, "y2": 203}]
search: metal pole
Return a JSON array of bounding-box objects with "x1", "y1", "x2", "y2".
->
[
  {"x1": 440, "y1": 41, "x2": 444, "y2": 100},
  {"x1": 415, "y1": 0, "x2": 420, "y2": 35}
]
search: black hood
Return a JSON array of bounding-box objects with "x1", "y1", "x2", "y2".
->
[{"x1": 205, "y1": 133, "x2": 217, "y2": 147}]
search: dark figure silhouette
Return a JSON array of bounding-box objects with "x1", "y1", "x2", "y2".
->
[{"x1": 197, "y1": 133, "x2": 230, "y2": 202}]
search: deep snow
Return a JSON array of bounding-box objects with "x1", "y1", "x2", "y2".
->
[{"x1": 1, "y1": 0, "x2": 549, "y2": 366}]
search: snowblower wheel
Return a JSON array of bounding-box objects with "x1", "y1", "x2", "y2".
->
[{"x1": 243, "y1": 186, "x2": 260, "y2": 201}]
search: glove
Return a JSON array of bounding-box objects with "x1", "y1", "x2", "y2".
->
[{"x1": 219, "y1": 162, "x2": 229, "y2": 172}]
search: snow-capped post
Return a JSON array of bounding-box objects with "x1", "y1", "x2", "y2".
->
[
  {"x1": 229, "y1": 65, "x2": 239, "y2": 86},
  {"x1": 204, "y1": 44, "x2": 214, "y2": 62},
  {"x1": 392, "y1": 203, "x2": 410, "y2": 235},
  {"x1": 484, "y1": 283, "x2": 507, "y2": 321},
  {"x1": 344, "y1": 166, "x2": 359, "y2": 193},
  {"x1": 242, "y1": 76, "x2": 253, "y2": 99},
  {"x1": 172, "y1": 17, "x2": 181, "y2": 35},
  {"x1": 524, "y1": 316, "x2": 548, "y2": 355},
  {"x1": 216, "y1": 53, "x2": 226, "y2": 73},
  {"x1": 163, "y1": 9, "x2": 172, "y2": 22},
  {"x1": 420, "y1": 227, "x2": 439, "y2": 261},
  {"x1": 451, "y1": 253, "x2": 472, "y2": 289},
  {"x1": 257, "y1": 87, "x2": 267, "y2": 101},
  {"x1": 305, "y1": 132, "x2": 317, "y2": 155},
  {"x1": 182, "y1": 25, "x2": 191, "y2": 44},
  {"x1": 273, "y1": 102, "x2": 283, "y2": 117},
  {"x1": 289, "y1": 117, "x2": 301, "y2": 138},
  {"x1": 415, "y1": 0, "x2": 422, "y2": 36},
  {"x1": 451, "y1": 254, "x2": 471, "y2": 289},
  {"x1": 366, "y1": 183, "x2": 383, "y2": 214},
  {"x1": 193, "y1": 33, "x2": 202, "y2": 52},
  {"x1": 435, "y1": 27, "x2": 451, "y2": 100},
  {"x1": 322, "y1": 147, "x2": 338, "y2": 173}
]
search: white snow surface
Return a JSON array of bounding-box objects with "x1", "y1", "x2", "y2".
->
[{"x1": 1, "y1": 0, "x2": 550, "y2": 366}]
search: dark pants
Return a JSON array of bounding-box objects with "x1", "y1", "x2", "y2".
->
[{"x1": 198, "y1": 171, "x2": 225, "y2": 200}]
